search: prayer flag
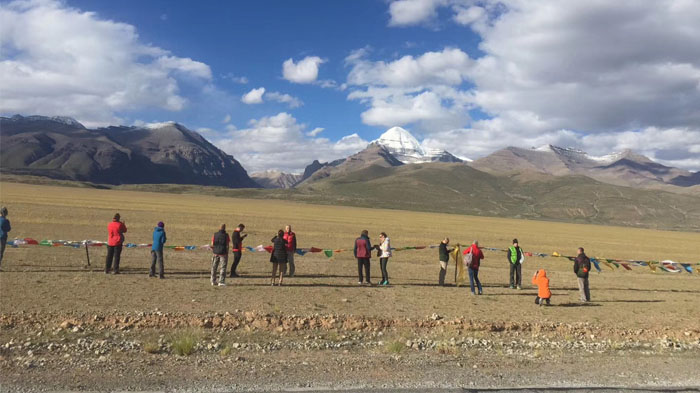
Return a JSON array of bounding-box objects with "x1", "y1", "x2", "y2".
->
[
  {"x1": 590, "y1": 258, "x2": 602, "y2": 273},
  {"x1": 323, "y1": 250, "x2": 333, "y2": 258}
]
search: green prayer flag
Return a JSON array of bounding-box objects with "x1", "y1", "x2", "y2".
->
[{"x1": 323, "y1": 250, "x2": 333, "y2": 258}]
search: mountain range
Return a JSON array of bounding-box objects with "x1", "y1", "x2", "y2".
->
[
  {"x1": 2, "y1": 114, "x2": 700, "y2": 230},
  {"x1": 0, "y1": 115, "x2": 257, "y2": 187}
]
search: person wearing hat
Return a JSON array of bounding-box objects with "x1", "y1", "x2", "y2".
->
[
  {"x1": 106, "y1": 213, "x2": 127, "y2": 274},
  {"x1": 507, "y1": 238, "x2": 524, "y2": 289},
  {"x1": 0, "y1": 207, "x2": 11, "y2": 270},
  {"x1": 150, "y1": 221, "x2": 167, "y2": 279}
]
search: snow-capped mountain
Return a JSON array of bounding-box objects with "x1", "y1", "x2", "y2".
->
[
  {"x1": 471, "y1": 144, "x2": 697, "y2": 189},
  {"x1": 373, "y1": 126, "x2": 463, "y2": 164}
]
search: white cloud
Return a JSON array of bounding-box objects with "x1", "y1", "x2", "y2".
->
[
  {"x1": 241, "y1": 87, "x2": 265, "y2": 104},
  {"x1": 345, "y1": 47, "x2": 474, "y2": 130},
  {"x1": 223, "y1": 74, "x2": 248, "y2": 84},
  {"x1": 222, "y1": 114, "x2": 231, "y2": 123},
  {"x1": 306, "y1": 127, "x2": 324, "y2": 137},
  {"x1": 282, "y1": 56, "x2": 326, "y2": 84},
  {"x1": 212, "y1": 112, "x2": 367, "y2": 173},
  {"x1": 266, "y1": 91, "x2": 303, "y2": 108},
  {"x1": 379, "y1": 0, "x2": 700, "y2": 171},
  {"x1": 388, "y1": 0, "x2": 447, "y2": 26},
  {"x1": 0, "y1": 0, "x2": 212, "y2": 127}
]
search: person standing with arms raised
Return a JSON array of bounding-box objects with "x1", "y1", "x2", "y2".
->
[
  {"x1": 106, "y1": 213, "x2": 127, "y2": 274},
  {"x1": 283, "y1": 225, "x2": 297, "y2": 277},
  {"x1": 230, "y1": 224, "x2": 247, "y2": 278},
  {"x1": 573, "y1": 247, "x2": 591, "y2": 302},
  {"x1": 354, "y1": 230, "x2": 373, "y2": 285},
  {"x1": 210, "y1": 224, "x2": 230, "y2": 286}
]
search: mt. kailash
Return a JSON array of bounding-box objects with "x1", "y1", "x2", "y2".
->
[{"x1": 372, "y1": 126, "x2": 465, "y2": 164}]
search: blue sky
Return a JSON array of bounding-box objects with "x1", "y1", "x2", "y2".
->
[{"x1": 1, "y1": 0, "x2": 700, "y2": 173}]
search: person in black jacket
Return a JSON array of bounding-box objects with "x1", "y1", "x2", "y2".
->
[
  {"x1": 210, "y1": 224, "x2": 230, "y2": 287},
  {"x1": 230, "y1": 224, "x2": 247, "y2": 277},
  {"x1": 270, "y1": 229, "x2": 288, "y2": 286},
  {"x1": 573, "y1": 247, "x2": 591, "y2": 302}
]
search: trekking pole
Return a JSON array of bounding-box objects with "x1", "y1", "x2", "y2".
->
[{"x1": 84, "y1": 241, "x2": 91, "y2": 266}]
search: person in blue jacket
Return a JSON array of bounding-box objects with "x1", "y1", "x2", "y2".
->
[
  {"x1": 0, "y1": 207, "x2": 11, "y2": 270},
  {"x1": 150, "y1": 221, "x2": 167, "y2": 279}
]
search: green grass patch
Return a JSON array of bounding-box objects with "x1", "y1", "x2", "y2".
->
[{"x1": 170, "y1": 330, "x2": 199, "y2": 356}]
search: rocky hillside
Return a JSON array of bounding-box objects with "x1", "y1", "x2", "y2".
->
[
  {"x1": 471, "y1": 145, "x2": 699, "y2": 190},
  {"x1": 0, "y1": 115, "x2": 258, "y2": 188}
]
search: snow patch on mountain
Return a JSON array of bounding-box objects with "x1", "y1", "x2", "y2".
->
[
  {"x1": 374, "y1": 127, "x2": 463, "y2": 164},
  {"x1": 534, "y1": 144, "x2": 625, "y2": 165}
]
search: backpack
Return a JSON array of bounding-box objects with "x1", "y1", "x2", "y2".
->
[{"x1": 463, "y1": 250, "x2": 474, "y2": 268}]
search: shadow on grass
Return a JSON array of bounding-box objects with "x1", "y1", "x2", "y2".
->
[{"x1": 555, "y1": 302, "x2": 601, "y2": 307}]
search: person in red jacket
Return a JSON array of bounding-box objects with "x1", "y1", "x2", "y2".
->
[
  {"x1": 105, "y1": 213, "x2": 127, "y2": 274},
  {"x1": 283, "y1": 225, "x2": 297, "y2": 277},
  {"x1": 532, "y1": 269, "x2": 552, "y2": 306},
  {"x1": 463, "y1": 240, "x2": 484, "y2": 295}
]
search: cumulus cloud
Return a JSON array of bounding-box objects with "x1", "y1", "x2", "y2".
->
[
  {"x1": 212, "y1": 112, "x2": 368, "y2": 173},
  {"x1": 380, "y1": 0, "x2": 700, "y2": 170},
  {"x1": 223, "y1": 74, "x2": 249, "y2": 84},
  {"x1": 241, "y1": 87, "x2": 265, "y2": 104},
  {"x1": 388, "y1": 0, "x2": 447, "y2": 26},
  {"x1": 266, "y1": 91, "x2": 303, "y2": 108},
  {"x1": 345, "y1": 47, "x2": 474, "y2": 130},
  {"x1": 282, "y1": 56, "x2": 326, "y2": 84},
  {"x1": 0, "y1": 0, "x2": 212, "y2": 127}
]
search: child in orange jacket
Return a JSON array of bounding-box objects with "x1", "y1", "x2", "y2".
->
[{"x1": 532, "y1": 269, "x2": 551, "y2": 306}]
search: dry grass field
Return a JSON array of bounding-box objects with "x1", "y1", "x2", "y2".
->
[{"x1": 0, "y1": 181, "x2": 699, "y2": 391}]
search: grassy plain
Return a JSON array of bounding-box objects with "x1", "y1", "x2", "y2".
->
[
  {"x1": 0, "y1": 181, "x2": 699, "y2": 390},
  {"x1": 1, "y1": 181, "x2": 698, "y2": 326}
]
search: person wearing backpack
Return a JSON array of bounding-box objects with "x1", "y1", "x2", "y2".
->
[
  {"x1": 507, "y1": 238, "x2": 524, "y2": 289},
  {"x1": 573, "y1": 247, "x2": 591, "y2": 302},
  {"x1": 353, "y1": 230, "x2": 373, "y2": 285},
  {"x1": 463, "y1": 240, "x2": 485, "y2": 295}
]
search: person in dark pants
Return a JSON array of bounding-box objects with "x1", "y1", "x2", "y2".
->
[
  {"x1": 284, "y1": 225, "x2": 297, "y2": 277},
  {"x1": 211, "y1": 224, "x2": 230, "y2": 286},
  {"x1": 573, "y1": 247, "x2": 591, "y2": 302},
  {"x1": 0, "y1": 207, "x2": 11, "y2": 270},
  {"x1": 507, "y1": 238, "x2": 524, "y2": 289},
  {"x1": 353, "y1": 230, "x2": 372, "y2": 285},
  {"x1": 270, "y1": 229, "x2": 288, "y2": 286},
  {"x1": 438, "y1": 238, "x2": 454, "y2": 286},
  {"x1": 230, "y1": 224, "x2": 247, "y2": 277},
  {"x1": 378, "y1": 232, "x2": 391, "y2": 285},
  {"x1": 105, "y1": 213, "x2": 127, "y2": 274},
  {"x1": 150, "y1": 221, "x2": 167, "y2": 279},
  {"x1": 463, "y1": 240, "x2": 485, "y2": 295}
]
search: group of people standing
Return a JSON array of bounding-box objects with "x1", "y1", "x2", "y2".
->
[
  {"x1": 436, "y1": 238, "x2": 592, "y2": 305},
  {"x1": 4, "y1": 210, "x2": 593, "y2": 304},
  {"x1": 352, "y1": 230, "x2": 392, "y2": 285}
]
